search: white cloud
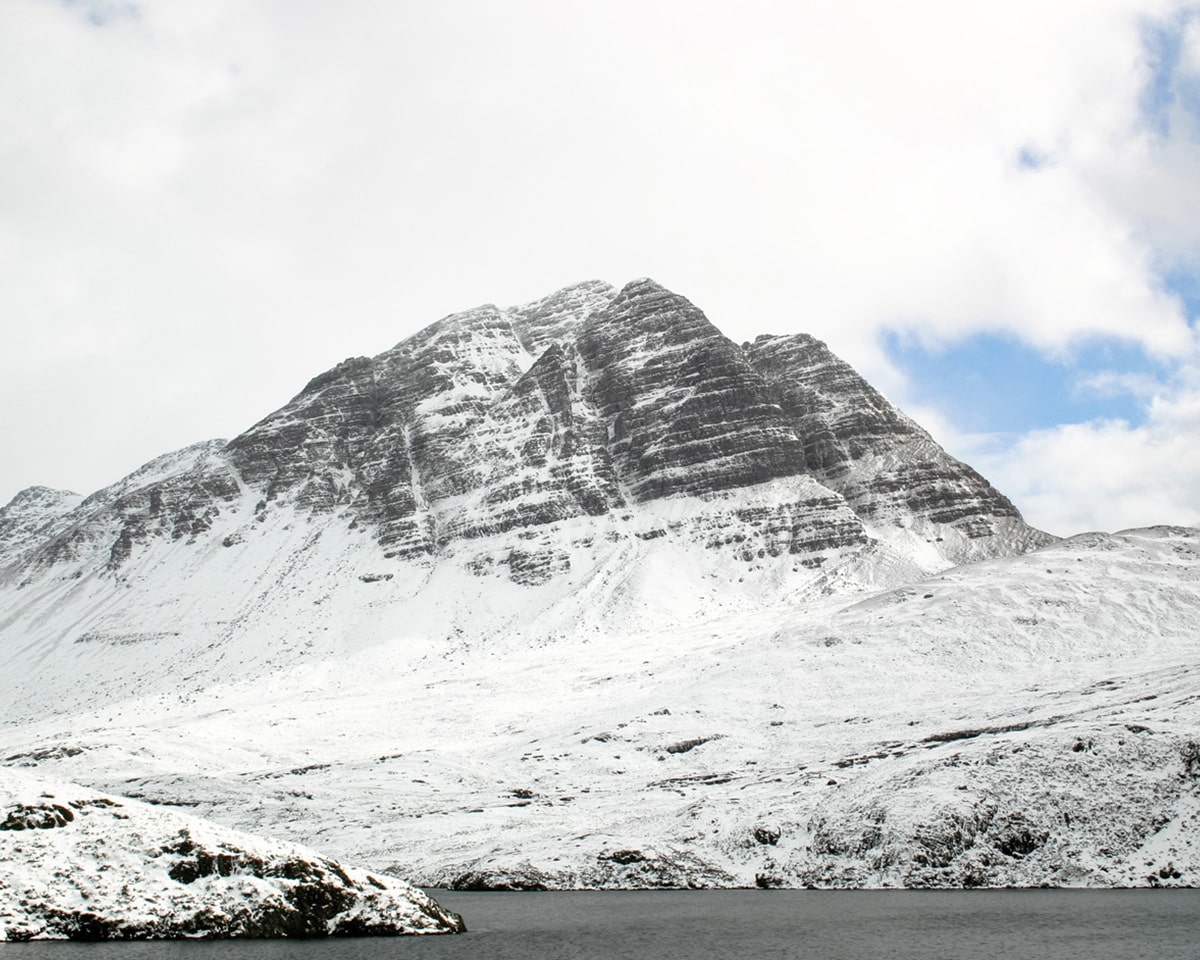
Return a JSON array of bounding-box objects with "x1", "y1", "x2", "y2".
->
[
  {"x1": 974, "y1": 420, "x2": 1200, "y2": 537},
  {"x1": 930, "y1": 361, "x2": 1200, "y2": 535},
  {"x1": 1183, "y1": 12, "x2": 1200, "y2": 70},
  {"x1": 1074, "y1": 369, "x2": 1168, "y2": 402}
]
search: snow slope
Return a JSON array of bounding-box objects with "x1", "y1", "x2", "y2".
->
[{"x1": 3, "y1": 526, "x2": 1198, "y2": 889}]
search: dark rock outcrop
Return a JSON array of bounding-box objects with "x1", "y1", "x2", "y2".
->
[
  {"x1": 576, "y1": 279, "x2": 808, "y2": 502},
  {"x1": 744, "y1": 332, "x2": 1047, "y2": 555},
  {"x1": 0, "y1": 771, "x2": 465, "y2": 940}
]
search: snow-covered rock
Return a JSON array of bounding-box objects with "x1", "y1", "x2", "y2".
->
[
  {"x1": 0, "y1": 279, "x2": 1048, "y2": 723},
  {"x1": 0, "y1": 278, "x2": 1048, "y2": 583},
  {"x1": 0, "y1": 486, "x2": 82, "y2": 568},
  {"x1": 0, "y1": 768, "x2": 464, "y2": 940}
]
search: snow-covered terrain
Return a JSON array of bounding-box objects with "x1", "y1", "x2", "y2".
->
[
  {"x1": 2, "y1": 523, "x2": 1197, "y2": 890},
  {"x1": 0, "y1": 767, "x2": 463, "y2": 940},
  {"x1": 1, "y1": 279, "x2": 1197, "y2": 891}
]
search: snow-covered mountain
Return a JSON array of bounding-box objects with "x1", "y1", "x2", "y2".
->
[
  {"x1": 0, "y1": 767, "x2": 464, "y2": 940},
  {"x1": 2, "y1": 278, "x2": 1197, "y2": 890}
]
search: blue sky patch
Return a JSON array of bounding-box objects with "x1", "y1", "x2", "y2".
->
[
  {"x1": 59, "y1": 0, "x2": 138, "y2": 27},
  {"x1": 1015, "y1": 146, "x2": 1050, "y2": 170},
  {"x1": 1140, "y1": 10, "x2": 1200, "y2": 138},
  {"x1": 1164, "y1": 268, "x2": 1200, "y2": 322},
  {"x1": 881, "y1": 331, "x2": 1175, "y2": 435}
]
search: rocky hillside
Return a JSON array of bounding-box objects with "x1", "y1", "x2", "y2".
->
[
  {"x1": 7, "y1": 278, "x2": 1190, "y2": 892},
  {"x1": 0, "y1": 279, "x2": 1047, "y2": 719},
  {"x1": 0, "y1": 767, "x2": 464, "y2": 940},
  {"x1": 2, "y1": 277, "x2": 1044, "y2": 579}
]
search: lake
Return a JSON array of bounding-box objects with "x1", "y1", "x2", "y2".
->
[{"x1": 4, "y1": 889, "x2": 1198, "y2": 959}]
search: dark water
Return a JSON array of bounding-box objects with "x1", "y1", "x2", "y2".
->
[{"x1": 5, "y1": 890, "x2": 1199, "y2": 959}]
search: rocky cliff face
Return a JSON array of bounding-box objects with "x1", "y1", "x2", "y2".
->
[
  {"x1": 744, "y1": 333, "x2": 1025, "y2": 544},
  {"x1": 0, "y1": 277, "x2": 1053, "y2": 723},
  {"x1": 573, "y1": 279, "x2": 808, "y2": 502},
  {"x1": 0, "y1": 277, "x2": 1047, "y2": 590}
]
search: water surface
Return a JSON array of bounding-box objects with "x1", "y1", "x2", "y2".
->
[{"x1": 5, "y1": 889, "x2": 1198, "y2": 960}]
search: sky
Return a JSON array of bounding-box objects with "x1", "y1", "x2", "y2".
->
[{"x1": 1, "y1": 0, "x2": 1198, "y2": 537}]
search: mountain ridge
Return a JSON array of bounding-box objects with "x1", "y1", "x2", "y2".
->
[
  {"x1": 6, "y1": 279, "x2": 1193, "y2": 892},
  {"x1": 1, "y1": 277, "x2": 1049, "y2": 581}
]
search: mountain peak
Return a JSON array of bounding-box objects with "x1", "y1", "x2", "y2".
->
[
  {"x1": 609, "y1": 276, "x2": 687, "y2": 309},
  {"x1": 13, "y1": 276, "x2": 1162, "y2": 899},
  {"x1": 1, "y1": 485, "x2": 80, "y2": 513},
  {"x1": 1, "y1": 277, "x2": 1049, "y2": 583},
  {"x1": 507, "y1": 279, "x2": 618, "y2": 353}
]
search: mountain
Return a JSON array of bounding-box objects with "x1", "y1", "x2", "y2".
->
[
  {"x1": 3, "y1": 278, "x2": 1042, "y2": 572},
  {"x1": 2, "y1": 278, "x2": 1197, "y2": 890},
  {"x1": 0, "y1": 767, "x2": 464, "y2": 940}
]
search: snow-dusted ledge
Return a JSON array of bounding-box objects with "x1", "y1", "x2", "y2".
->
[{"x1": 0, "y1": 768, "x2": 464, "y2": 940}]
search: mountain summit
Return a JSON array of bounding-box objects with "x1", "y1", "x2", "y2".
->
[
  {"x1": 3, "y1": 278, "x2": 1043, "y2": 579},
  {"x1": 7, "y1": 281, "x2": 1192, "y2": 892},
  {"x1": 1, "y1": 278, "x2": 1048, "y2": 719}
]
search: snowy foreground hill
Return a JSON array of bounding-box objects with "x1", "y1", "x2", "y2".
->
[
  {"x1": 0, "y1": 768, "x2": 464, "y2": 940},
  {"x1": 1, "y1": 278, "x2": 1199, "y2": 892}
]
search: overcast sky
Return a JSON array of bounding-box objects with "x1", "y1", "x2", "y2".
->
[{"x1": 2, "y1": 0, "x2": 1198, "y2": 536}]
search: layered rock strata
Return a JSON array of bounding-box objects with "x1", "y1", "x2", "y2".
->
[{"x1": 0, "y1": 277, "x2": 1048, "y2": 585}]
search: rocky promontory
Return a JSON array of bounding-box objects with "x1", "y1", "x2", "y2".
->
[{"x1": 0, "y1": 768, "x2": 464, "y2": 941}]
